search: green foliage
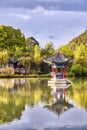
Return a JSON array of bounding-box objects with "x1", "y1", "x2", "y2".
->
[
  {"x1": 26, "y1": 36, "x2": 39, "y2": 47},
  {"x1": 25, "y1": 36, "x2": 40, "y2": 57},
  {"x1": 0, "y1": 25, "x2": 25, "y2": 51},
  {"x1": 71, "y1": 64, "x2": 83, "y2": 76},
  {"x1": 68, "y1": 30, "x2": 87, "y2": 50},
  {"x1": 0, "y1": 50, "x2": 9, "y2": 68},
  {"x1": 71, "y1": 64, "x2": 87, "y2": 76},
  {"x1": 34, "y1": 45, "x2": 42, "y2": 64},
  {"x1": 58, "y1": 45, "x2": 74, "y2": 58},
  {"x1": 19, "y1": 56, "x2": 32, "y2": 72},
  {"x1": 41, "y1": 42, "x2": 55, "y2": 58},
  {"x1": 58, "y1": 30, "x2": 87, "y2": 76},
  {"x1": 74, "y1": 44, "x2": 87, "y2": 67},
  {"x1": 0, "y1": 24, "x2": 87, "y2": 76},
  {"x1": 13, "y1": 47, "x2": 23, "y2": 58},
  {"x1": 40, "y1": 42, "x2": 55, "y2": 74},
  {"x1": 83, "y1": 67, "x2": 87, "y2": 75}
]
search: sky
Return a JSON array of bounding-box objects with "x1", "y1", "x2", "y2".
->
[{"x1": 0, "y1": 0, "x2": 87, "y2": 48}]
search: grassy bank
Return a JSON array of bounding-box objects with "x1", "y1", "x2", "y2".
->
[
  {"x1": 0, "y1": 73, "x2": 87, "y2": 79},
  {"x1": 0, "y1": 74, "x2": 51, "y2": 78}
]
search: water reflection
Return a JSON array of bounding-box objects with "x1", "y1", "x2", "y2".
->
[
  {"x1": 45, "y1": 83, "x2": 74, "y2": 117},
  {"x1": 0, "y1": 78, "x2": 50, "y2": 124},
  {"x1": 67, "y1": 78, "x2": 87, "y2": 110},
  {"x1": 0, "y1": 78, "x2": 87, "y2": 129}
]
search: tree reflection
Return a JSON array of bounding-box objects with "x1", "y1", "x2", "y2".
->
[
  {"x1": 0, "y1": 78, "x2": 87, "y2": 124},
  {"x1": 0, "y1": 78, "x2": 50, "y2": 124},
  {"x1": 67, "y1": 78, "x2": 87, "y2": 110},
  {"x1": 0, "y1": 88, "x2": 25, "y2": 123}
]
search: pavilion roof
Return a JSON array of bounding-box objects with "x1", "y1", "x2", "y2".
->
[
  {"x1": 44, "y1": 100, "x2": 74, "y2": 117},
  {"x1": 43, "y1": 52, "x2": 72, "y2": 65},
  {"x1": 44, "y1": 100, "x2": 74, "y2": 116}
]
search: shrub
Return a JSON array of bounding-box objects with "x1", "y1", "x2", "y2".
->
[
  {"x1": 82, "y1": 67, "x2": 87, "y2": 76},
  {"x1": 71, "y1": 64, "x2": 83, "y2": 76}
]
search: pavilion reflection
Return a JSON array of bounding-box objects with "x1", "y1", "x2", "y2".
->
[{"x1": 44, "y1": 83, "x2": 74, "y2": 116}]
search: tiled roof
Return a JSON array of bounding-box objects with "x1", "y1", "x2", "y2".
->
[
  {"x1": 43, "y1": 52, "x2": 72, "y2": 64},
  {"x1": 9, "y1": 58, "x2": 19, "y2": 64}
]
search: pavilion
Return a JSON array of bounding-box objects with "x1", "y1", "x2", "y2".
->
[{"x1": 43, "y1": 52, "x2": 72, "y2": 84}]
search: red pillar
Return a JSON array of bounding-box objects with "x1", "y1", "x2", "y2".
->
[
  {"x1": 64, "y1": 68, "x2": 66, "y2": 78},
  {"x1": 60, "y1": 68, "x2": 63, "y2": 78}
]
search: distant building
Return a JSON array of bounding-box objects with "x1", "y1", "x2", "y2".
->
[{"x1": 8, "y1": 58, "x2": 26, "y2": 74}]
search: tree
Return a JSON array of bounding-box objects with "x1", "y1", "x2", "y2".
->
[
  {"x1": 0, "y1": 50, "x2": 9, "y2": 68},
  {"x1": 33, "y1": 45, "x2": 42, "y2": 73},
  {"x1": 25, "y1": 36, "x2": 40, "y2": 57},
  {"x1": 18, "y1": 56, "x2": 32, "y2": 74},
  {"x1": 71, "y1": 64, "x2": 84, "y2": 76},
  {"x1": 13, "y1": 47, "x2": 23, "y2": 58},
  {"x1": 40, "y1": 42, "x2": 55, "y2": 74},
  {"x1": 0, "y1": 25, "x2": 25, "y2": 52},
  {"x1": 74, "y1": 44, "x2": 87, "y2": 67},
  {"x1": 68, "y1": 30, "x2": 87, "y2": 50},
  {"x1": 41, "y1": 42, "x2": 55, "y2": 58},
  {"x1": 34, "y1": 45, "x2": 42, "y2": 64},
  {"x1": 58, "y1": 45, "x2": 74, "y2": 58},
  {"x1": 26, "y1": 36, "x2": 39, "y2": 47}
]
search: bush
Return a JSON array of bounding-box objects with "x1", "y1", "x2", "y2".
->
[
  {"x1": 71, "y1": 64, "x2": 83, "y2": 76},
  {"x1": 82, "y1": 67, "x2": 87, "y2": 76},
  {"x1": 67, "y1": 71, "x2": 74, "y2": 77},
  {"x1": 71, "y1": 64, "x2": 87, "y2": 76}
]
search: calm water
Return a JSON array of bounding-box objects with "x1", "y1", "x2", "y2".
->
[{"x1": 0, "y1": 77, "x2": 87, "y2": 130}]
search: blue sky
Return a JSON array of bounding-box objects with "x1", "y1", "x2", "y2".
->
[{"x1": 0, "y1": 0, "x2": 87, "y2": 48}]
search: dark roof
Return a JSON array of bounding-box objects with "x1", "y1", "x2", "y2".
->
[
  {"x1": 43, "y1": 52, "x2": 72, "y2": 65},
  {"x1": 9, "y1": 58, "x2": 19, "y2": 64},
  {"x1": 44, "y1": 100, "x2": 74, "y2": 116}
]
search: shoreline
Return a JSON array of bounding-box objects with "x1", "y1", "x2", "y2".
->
[
  {"x1": 0, "y1": 74, "x2": 86, "y2": 78},
  {"x1": 0, "y1": 74, "x2": 51, "y2": 78}
]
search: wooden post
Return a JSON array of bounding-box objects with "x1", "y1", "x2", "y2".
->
[
  {"x1": 64, "y1": 68, "x2": 66, "y2": 78},
  {"x1": 60, "y1": 68, "x2": 63, "y2": 78}
]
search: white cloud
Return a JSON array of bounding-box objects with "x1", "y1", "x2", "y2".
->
[
  {"x1": 0, "y1": 7, "x2": 87, "y2": 48},
  {"x1": 32, "y1": 6, "x2": 45, "y2": 14},
  {"x1": 10, "y1": 14, "x2": 31, "y2": 20}
]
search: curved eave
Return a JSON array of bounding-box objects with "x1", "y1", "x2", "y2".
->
[
  {"x1": 43, "y1": 59, "x2": 69, "y2": 65},
  {"x1": 43, "y1": 59, "x2": 52, "y2": 64}
]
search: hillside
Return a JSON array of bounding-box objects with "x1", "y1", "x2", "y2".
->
[
  {"x1": 58, "y1": 30, "x2": 87, "y2": 58},
  {"x1": 58, "y1": 30, "x2": 87, "y2": 75},
  {"x1": 68, "y1": 30, "x2": 87, "y2": 50}
]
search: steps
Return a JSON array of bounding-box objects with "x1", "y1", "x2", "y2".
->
[{"x1": 48, "y1": 78, "x2": 72, "y2": 84}]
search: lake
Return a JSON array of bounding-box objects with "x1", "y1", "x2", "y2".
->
[{"x1": 0, "y1": 77, "x2": 87, "y2": 130}]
